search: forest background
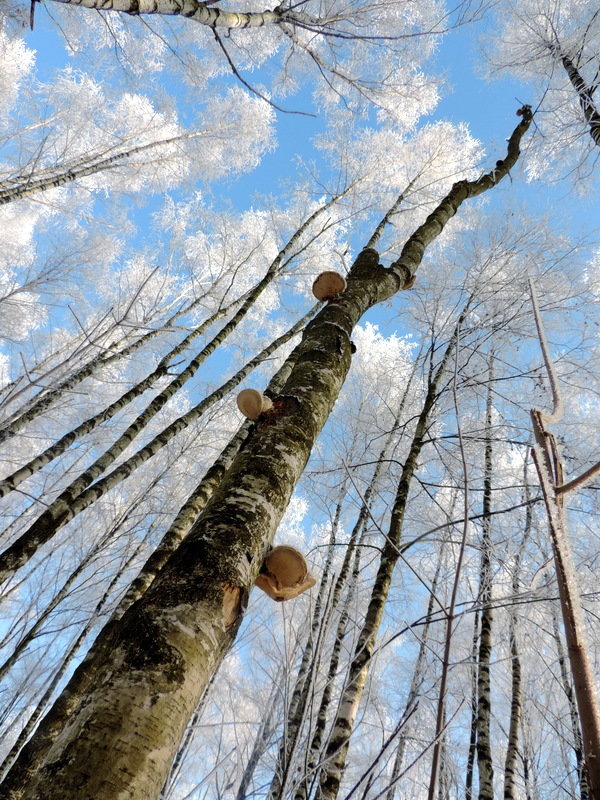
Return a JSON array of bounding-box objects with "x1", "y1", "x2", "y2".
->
[{"x1": 0, "y1": 0, "x2": 599, "y2": 798}]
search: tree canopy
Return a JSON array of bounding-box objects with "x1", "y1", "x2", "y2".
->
[{"x1": 0, "y1": 1, "x2": 599, "y2": 799}]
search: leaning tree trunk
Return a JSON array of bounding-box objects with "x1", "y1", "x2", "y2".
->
[
  {"x1": 0, "y1": 528, "x2": 151, "y2": 781},
  {"x1": 0, "y1": 129, "x2": 209, "y2": 206},
  {"x1": 0, "y1": 303, "x2": 317, "y2": 584},
  {"x1": 0, "y1": 109, "x2": 532, "y2": 800},
  {"x1": 0, "y1": 190, "x2": 344, "y2": 444},
  {"x1": 0, "y1": 350, "x2": 300, "y2": 785}
]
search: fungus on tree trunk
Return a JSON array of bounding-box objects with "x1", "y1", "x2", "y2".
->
[
  {"x1": 236, "y1": 388, "x2": 274, "y2": 420},
  {"x1": 311, "y1": 271, "x2": 347, "y2": 301},
  {"x1": 255, "y1": 545, "x2": 316, "y2": 601}
]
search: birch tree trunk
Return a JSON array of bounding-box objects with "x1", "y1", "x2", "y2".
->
[
  {"x1": 0, "y1": 109, "x2": 532, "y2": 800},
  {"x1": 550, "y1": 44, "x2": 600, "y2": 147},
  {"x1": 233, "y1": 677, "x2": 282, "y2": 800},
  {"x1": 315, "y1": 309, "x2": 467, "y2": 800},
  {"x1": 0, "y1": 286, "x2": 240, "y2": 438},
  {"x1": 0, "y1": 350, "x2": 300, "y2": 787},
  {"x1": 47, "y1": 0, "x2": 293, "y2": 28},
  {"x1": 385, "y1": 556, "x2": 442, "y2": 800},
  {"x1": 0, "y1": 531, "x2": 150, "y2": 781},
  {"x1": 503, "y1": 458, "x2": 532, "y2": 800},
  {"x1": 0, "y1": 303, "x2": 317, "y2": 583},
  {"x1": 294, "y1": 368, "x2": 419, "y2": 800},
  {"x1": 0, "y1": 190, "x2": 342, "y2": 446},
  {"x1": 0, "y1": 129, "x2": 210, "y2": 205},
  {"x1": 476, "y1": 355, "x2": 495, "y2": 800},
  {"x1": 465, "y1": 610, "x2": 480, "y2": 800},
  {"x1": 266, "y1": 494, "x2": 344, "y2": 800}
]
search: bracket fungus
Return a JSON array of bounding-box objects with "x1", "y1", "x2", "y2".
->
[
  {"x1": 255, "y1": 545, "x2": 316, "y2": 602},
  {"x1": 236, "y1": 388, "x2": 273, "y2": 420},
  {"x1": 312, "y1": 271, "x2": 347, "y2": 301}
]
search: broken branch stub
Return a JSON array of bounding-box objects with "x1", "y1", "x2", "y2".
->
[{"x1": 255, "y1": 545, "x2": 316, "y2": 602}]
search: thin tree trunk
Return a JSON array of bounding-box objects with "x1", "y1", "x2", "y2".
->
[
  {"x1": 385, "y1": 558, "x2": 442, "y2": 800},
  {"x1": 0, "y1": 111, "x2": 532, "y2": 800},
  {"x1": 315, "y1": 308, "x2": 469, "y2": 800},
  {"x1": 503, "y1": 458, "x2": 532, "y2": 800},
  {"x1": 48, "y1": 0, "x2": 290, "y2": 28},
  {"x1": 465, "y1": 610, "x2": 480, "y2": 800},
  {"x1": 0, "y1": 190, "x2": 343, "y2": 443},
  {"x1": 234, "y1": 677, "x2": 283, "y2": 800},
  {"x1": 551, "y1": 608, "x2": 589, "y2": 800},
  {"x1": 476, "y1": 355, "x2": 495, "y2": 800},
  {"x1": 529, "y1": 281, "x2": 600, "y2": 798},
  {"x1": 0, "y1": 528, "x2": 151, "y2": 780},
  {"x1": 0, "y1": 284, "x2": 244, "y2": 435},
  {"x1": 266, "y1": 495, "x2": 344, "y2": 800},
  {"x1": 0, "y1": 295, "x2": 242, "y2": 495},
  {"x1": 300, "y1": 535, "x2": 364, "y2": 800},
  {"x1": 0, "y1": 498, "x2": 144, "y2": 682},
  {"x1": 0, "y1": 129, "x2": 209, "y2": 205},
  {"x1": 550, "y1": 43, "x2": 600, "y2": 147},
  {"x1": 295, "y1": 358, "x2": 421, "y2": 800}
]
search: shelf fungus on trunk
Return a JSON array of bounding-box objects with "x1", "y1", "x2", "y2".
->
[
  {"x1": 255, "y1": 545, "x2": 316, "y2": 602},
  {"x1": 236, "y1": 388, "x2": 274, "y2": 420},
  {"x1": 312, "y1": 271, "x2": 347, "y2": 301}
]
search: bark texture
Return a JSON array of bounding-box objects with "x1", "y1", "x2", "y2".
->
[
  {"x1": 49, "y1": 0, "x2": 303, "y2": 28},
  {"x1": 0, "y1": 345, "x2": 300, "y2": 789},
  {"x1": 1, "y1": 247, "x2": 396, "y2": 800}
]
